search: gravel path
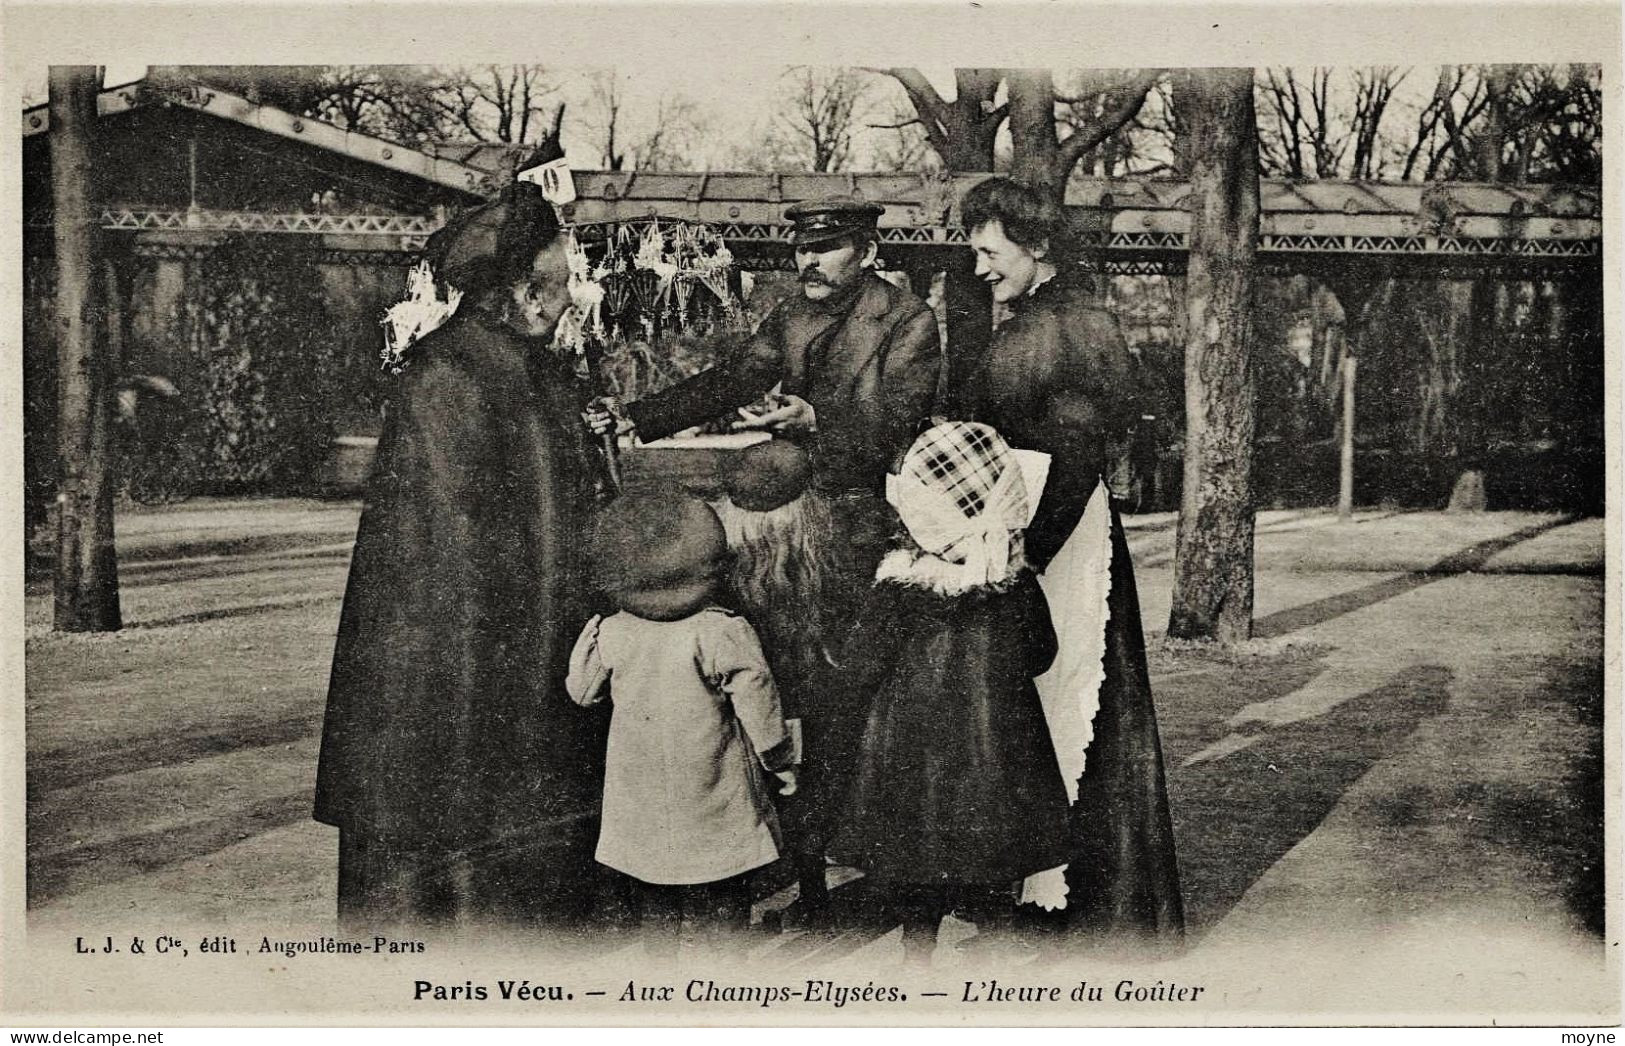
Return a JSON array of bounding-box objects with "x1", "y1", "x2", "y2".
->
[{"x1": 21, "y1": 500, "x2": 1609, "y2": 1019}]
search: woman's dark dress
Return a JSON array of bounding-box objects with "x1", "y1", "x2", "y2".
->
[
  {"x1": 957, "y1": 268, "x2": 1186, "y2": 940},
  {"x1": 831, "y1": 572, "x2": 1072, "y2": 885},
  {"x1": 314, "y1": 312, "x2": 609, "y2": 925}
]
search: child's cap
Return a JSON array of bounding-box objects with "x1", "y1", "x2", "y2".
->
[
  {"x1": 725, "y1": 438, "x2": 812, "y2": 513},
  {"x1": 885, "y1": 421, "x2": 1030, "y2": 579},
  {"x1": 590, "y1": 491, "x2": 728, "y2": 621}
]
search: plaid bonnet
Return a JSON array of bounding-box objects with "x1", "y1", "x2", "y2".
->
[{"x1": 885, "y1": 421, "x2": 1031, "y2": 585}]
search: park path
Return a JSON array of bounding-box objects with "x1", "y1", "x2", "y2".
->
[{"x1": 22, "y1": 499, "x2": 1607, "y2": 1000}]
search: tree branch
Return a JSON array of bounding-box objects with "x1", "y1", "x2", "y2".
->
[
  {"x1": 1056, "y1": 68, "x2": 1160, "y2": 171},
  {"x1": 883, "y1": 66, "x2": 952, "y2": 151},
  {"x1": 885, "y1": 67, "x2": 948, "y2": 117}
]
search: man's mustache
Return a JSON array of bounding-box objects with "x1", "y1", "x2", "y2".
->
[{"x1": 799, "y1": 270, "x2": 830, "y2": 285}]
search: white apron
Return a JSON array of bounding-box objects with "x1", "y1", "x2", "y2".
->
[{"x1": 1009, "y1": 450, "x2": 1115, "y2": 911}]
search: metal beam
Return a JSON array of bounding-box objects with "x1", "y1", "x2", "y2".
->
[
  {"x1": 21, "y1": 200, "x2": 1601, "y2": 274},
  {"x1": 23, "y1": 80, "x2": 493, "y2": 198}
]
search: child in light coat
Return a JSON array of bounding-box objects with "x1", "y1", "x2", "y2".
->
[{"x1": 567, "y1": 492, "x2": 796, "y2": 956}]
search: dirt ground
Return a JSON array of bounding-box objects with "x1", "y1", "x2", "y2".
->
[{"x1": 17, "y1": 498, "x2": 1612, "y2": 1019}]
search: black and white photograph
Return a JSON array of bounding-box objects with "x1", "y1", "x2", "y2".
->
[{"x1": 1, "y1": 1, "x2": 1618, "y2": 1031}]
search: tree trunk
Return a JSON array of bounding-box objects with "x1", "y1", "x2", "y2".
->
[
  {"x1": 885, "y1": 68, "x2": 1003, "y2": 174},
  {"x1": 50, "y1": 65, "x2": 122, "y2": 632},
  {"x1": 1476, "y1": 65, "x2": 1514, "y2": 180},
  {"x1": 1321, "y1": 272, "x2": 1382, "y2": 515},
  {"x1": 1167, "y1": 68, "x2": 1259, "y2": 645},
  {"x1": 1446, "y1": 65, "x2": 1517, "y2": 509},
  {"x1": 1006, "y1": 69, "x2": 1064, "y2": 197}
]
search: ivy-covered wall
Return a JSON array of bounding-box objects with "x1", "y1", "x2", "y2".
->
[{"x1": 23, "y1": 237, "x2": 407, "y2": 522}]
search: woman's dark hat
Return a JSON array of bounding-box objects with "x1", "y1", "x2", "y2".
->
[
  {"x1": 424, "y1": 180, "x2": 561, "y2": 296},
  {"x1": 785, "y1": 195, "x2": 885, "y2": 248},
  {"x1": 725, "y1": 439, "x2": 813, "y2": 512},
  {"x1": 590, "y1": 492, "x2": 728, "y2": 621}
]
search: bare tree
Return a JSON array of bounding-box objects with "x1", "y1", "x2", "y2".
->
[
  {"x1": 1006, "y1": 68, "x2": 1162, "y2": 199},
  {"x1": 1255, "y1": 66, "x2": 1408, "y2": 180},
  {"x1": 636, "y1": 92, "x2": 706, "y2": 170},
  {"x1": 866, "y1": 92, "x2": 934, "y2": 173},
  {"x1": 880, "y1": 68, "x2": 1006, "y2": 172},
  {"x1": 579, "y1": 70, "x2": 631, "y2": 170},
  {"x1": 1167, "y1": 67, "x2": 1261, "y2": 645},
  {"x1": 1255, "y1": 68, "x2": 1343, "y2": 177},
  {"x1": 577, "y1": 73, "x2": 707, "y2": 171},
  {"x1": 439, "y1": 65, "x2": 566, "y2": 148},
  {"x1": 1399, "y1": 67, "x2": 1476, "y2": 180},
  {"x1": 317, "y1": 66, "x2": 450, "y2": 145},
  {"x1": 1347, "y1": 67, "x2": 1406, "y2": 179},
  {"x1": 1501, "y1": 64, "x2": 1601, "y2": 182},
  {"x1": 877, "y1": 67, "x2": 1160, "y2": 191},
  {"x1": 1423, "y1": 67, "x2": 1494, "y2": 179},
  {"x1": 775, "y1": 67, "x2": 873, "y2": 172},
  {"x1": 1052, "y1": 69, "x2": 1168, "y2": 181},
  {"x1": 49, "y1": 65, "x2": 123, "y2": 632},
  {"x1": 153, "y1": 65, "x2": 453, "y2": 146},
  {"x1": 1127, "y1": 78, "x2": 1191, "y2": 177},
  {"x1": 718, "y1": 123, "x2": 798, "y2": 173},
  {"x1": 1395, "y1": 64, "x2": 1601, "y2": 183}
]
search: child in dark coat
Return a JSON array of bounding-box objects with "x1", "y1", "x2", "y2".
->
[{"x1": 830, "y1": 421, "x2": 1072, "y2": 963}]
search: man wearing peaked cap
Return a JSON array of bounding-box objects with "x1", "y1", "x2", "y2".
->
[
  {"x1": 782, "y1": 195, "x2": 886, "y2": 251},
  {"x1": 593, "y1": 192, "x2": 942, "y2": 920},
  {"x1": 610, "y1": 191, "x2": 941, "y2": 578}
]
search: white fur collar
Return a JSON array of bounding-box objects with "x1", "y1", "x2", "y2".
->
[{"x1": 873, "y1": 548, "x2": 1026, "y2": 596}]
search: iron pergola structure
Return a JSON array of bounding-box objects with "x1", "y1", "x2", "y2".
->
[
  {"x1": 22, "y1": 174, "x2": 1603, "y2": 279},
  {"x1": 23, "y1": 77, "x2": 1601, "y2": 422},
  {"x1": 565, "y1": 171, "x2": 1601, "y2": 281},
  {"x1": 23, "y1": 79, "x2": 1600, "y2": 280}
]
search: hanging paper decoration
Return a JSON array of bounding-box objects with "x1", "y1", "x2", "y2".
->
[
  {"x1": 599, "y1": 271, "x2": 633, "y2": 338},
  {"x1": 386, "y1": 215, "x2": 747, "y2": 398},
  {"x1": 674, "y1": 274, "x2": 694, "y2": 317},
  {"x1": 629, "y1": 267, "x2": 664, "y2": 317},
  {"x1": 553, "y1": 216, "x2": 749, "y2": 403}
]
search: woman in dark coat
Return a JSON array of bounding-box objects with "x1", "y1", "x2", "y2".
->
[
  {"x1": 953, "y1": 176, "x2": 1185, "y2": 943},
  {"x1": 314, "y1": 182, "x2": 609, "y2": 927}
]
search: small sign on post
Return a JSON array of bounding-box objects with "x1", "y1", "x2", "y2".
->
[{"x1": 519, "y1": 158, "x2": 577, "y2": 206}]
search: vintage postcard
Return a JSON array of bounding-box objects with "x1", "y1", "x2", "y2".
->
[{"x1": 1, "y1": 0, "x2": 1619, "y2": 1029}]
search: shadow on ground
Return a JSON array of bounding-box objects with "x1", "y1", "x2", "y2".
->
[
  {"x1": 1254, "y1": 516, "x2": 1575, "y2": 639},
  {"x1": 24, "y1": 506, "x2": 1603, "y2": 953},
  {"x1": 1167, "y1": 662, "x2": 1452, "y2": 936}
]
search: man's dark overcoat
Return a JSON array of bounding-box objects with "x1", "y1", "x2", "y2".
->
[
  {"x1": 626, "y1": 272, "x2": 942, "y2": 499},
  {"x1": 955, "y1": 267, "x2": 1186, "y2": 942},
  {"x1": 314, "y1": 311, "x2": 607, "y2": 923},
  {"x1": 626, "y1": 270, "x2": 942, "y2": 904}
]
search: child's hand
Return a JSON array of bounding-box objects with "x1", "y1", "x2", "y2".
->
[{"x1": 773, "y1": 768, "x2": 799, "y2": 797}]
